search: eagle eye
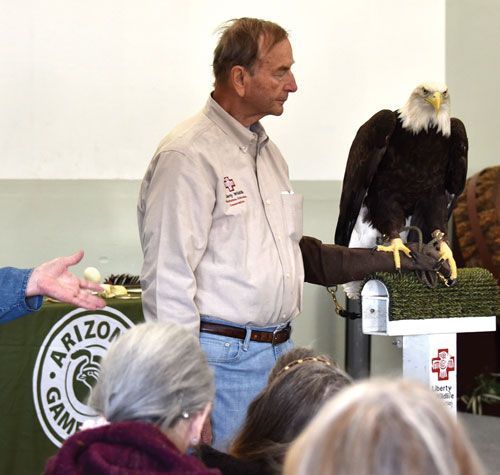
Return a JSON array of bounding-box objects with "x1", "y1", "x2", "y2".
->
[
  {"x1": 422, "y1": 87, "x2": 429, "y2": 95},
  {"x1": 443, "y1": 89, "x2": 448, "y2": 96}
]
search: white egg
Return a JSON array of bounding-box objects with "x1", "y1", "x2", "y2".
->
[{"x1": 84, "y1": 266, "x2": 101, "y2": 283}]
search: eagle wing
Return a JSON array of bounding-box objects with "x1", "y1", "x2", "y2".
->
[
  {"x1": 334, "y1": 109, "x2": 397, "y2": 246},
  {"x1": 445, "y1": 117, "x2": 468, "y2": 218}
]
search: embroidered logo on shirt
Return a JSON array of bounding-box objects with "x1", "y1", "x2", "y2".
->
[
  {"x1": 224, "y1": 176, "x2": 236, "y2": 192},
  {"x1": 224, "y1": 176, "x2": 247, "y2": 207}
]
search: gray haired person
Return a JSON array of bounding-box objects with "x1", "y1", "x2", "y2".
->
[
  {"x1": 284, "y1": 378, "x2": 485, "y2": 475},
  {"x1": 44, "y1": 322, "x2": 218, "y2": 474}
]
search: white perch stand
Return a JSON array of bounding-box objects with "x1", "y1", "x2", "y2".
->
[{"x1": 361, "y1": 279, "x2": 496, "y2": 413}]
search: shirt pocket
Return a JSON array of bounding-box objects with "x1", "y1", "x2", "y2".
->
[{"x1": 281, "y1": 193, "x2": 303, "y2": 242}]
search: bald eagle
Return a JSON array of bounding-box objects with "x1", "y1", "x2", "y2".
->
[{"x1": 335, "y1": 83, "x2": 468, "y2": 292}]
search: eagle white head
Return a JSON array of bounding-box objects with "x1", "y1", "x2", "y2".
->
[{"x1": 398, "y1": 82, "x2": 451, "y2": 137}]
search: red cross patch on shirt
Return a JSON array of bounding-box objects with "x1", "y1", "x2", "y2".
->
[
  {"x1": 224, "y1": 176, "x2": 236, "y2": 192},
  {"x1": 224, "y1": 176, "x2": 247, "y2": 207}
]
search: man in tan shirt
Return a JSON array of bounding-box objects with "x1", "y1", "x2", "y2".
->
[{"x1": 138, "y1": 18, "x2": 442, "y2": 449}]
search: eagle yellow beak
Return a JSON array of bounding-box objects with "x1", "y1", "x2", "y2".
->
[{"x1": 426, "y1": 91, "x2": 442, "y2": 113}]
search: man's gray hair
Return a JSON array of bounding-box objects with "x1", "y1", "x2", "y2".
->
[
  {"x1": 213, "y1": 17, "x2": 288, "y2": 87},
  {"x1": 89, "y1": 321, "x2": 214, "y2": 432}
]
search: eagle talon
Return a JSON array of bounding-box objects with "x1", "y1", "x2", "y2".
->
[
  {"x1": 377, "y1": 237, "x2": 412, "y2": 271},
  {"x1": 438, "y1": 240, "x2": 458, "y2": 282}
]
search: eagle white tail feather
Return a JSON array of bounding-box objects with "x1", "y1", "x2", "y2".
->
[
  {"x1": 347, "y1": 206, "x2": 380, "y2": 249},
  {"x1": 342, "y1": 207, "x2": 379, "y2": 299},
  {"x1": 342, "y1": 207, "x2": 411, "y2": 299}
]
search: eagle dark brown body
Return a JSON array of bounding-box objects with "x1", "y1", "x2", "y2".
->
[{"x1": 335, "y1": 109, "x2": 468, "y2": 247}]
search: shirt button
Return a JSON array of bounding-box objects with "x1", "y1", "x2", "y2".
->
[
  {"x1": 277, "y1": 236, "x2": 282, "y2": 241},
  {"x1": 240, "y1": 146, "x2": 247, "y2": 152},
  {"x1": 266, "y1": 199, "x2": 271, "y2": 205},
  {"x1": 282, "y1": 315, "x2": 287, "y2": 320},
  {"x1": 286, "y1": 273, "x2": 290, "y2": 278}
]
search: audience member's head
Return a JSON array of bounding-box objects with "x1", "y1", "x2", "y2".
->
[
  {"x1": 45, "y1": 322, "x2": 217, "y2": 474},
  {"x1": 267, "y1": 346, "x2": 323, "y2": 383},
  {"x1": 229, "y1": 348, "x2": 352, "y2": 473},
  {"x1": 284, "y1": 378, "x2": 486, "y2": 475},
  {"x1": 89, "y1": 321, "x2": 214, "y2": 444}
]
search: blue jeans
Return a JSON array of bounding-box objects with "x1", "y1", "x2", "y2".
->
[{"x1": 199, "y1": 317, "x2": 293, "y2": 451}]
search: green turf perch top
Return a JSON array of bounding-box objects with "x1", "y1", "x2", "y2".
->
[{"x1": 362, "y1": 268, "x2": 498, "y2": 321}]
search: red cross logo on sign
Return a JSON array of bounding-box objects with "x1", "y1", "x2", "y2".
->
[
  {"x1": 431, "y1": 348, "x2": 455, "y2": 381},
  {"x1": 224, "y1": 176, "x2": 236, "y2": 192}
]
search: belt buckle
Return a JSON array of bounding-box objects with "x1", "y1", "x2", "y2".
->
[
  {"x1": 271, "y1": 327, "x2": 280, "y2": 345},
  {"x1": 272, "y1": 325, "x2": 289, "y2": 345}
]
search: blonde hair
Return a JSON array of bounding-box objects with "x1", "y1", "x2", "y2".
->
[{"x1": 284, "y1": 378, "x2": 485, "y2": 475}]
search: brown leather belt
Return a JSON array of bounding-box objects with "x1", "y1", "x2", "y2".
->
[{"x1": 200, "y1": 321, "x2": 291, "y2": 345}]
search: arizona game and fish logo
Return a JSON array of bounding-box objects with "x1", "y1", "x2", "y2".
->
[{"x1": 33, "y1": 307, "x2": 134, "y2": 447}]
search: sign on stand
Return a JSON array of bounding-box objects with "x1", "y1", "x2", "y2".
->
[{"x1": 361, "y1": 278, "x2": 496, "y2": 413}]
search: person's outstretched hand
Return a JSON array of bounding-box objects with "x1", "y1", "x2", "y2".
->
[{"x1": 26, "y1": 250, "x2": 106, "y2": 310}]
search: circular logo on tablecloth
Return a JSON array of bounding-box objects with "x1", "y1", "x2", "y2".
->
[{"x1": 32, "y1": 307, "x2": 134, "y2": 447}]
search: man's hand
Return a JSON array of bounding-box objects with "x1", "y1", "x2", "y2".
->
[{"x1": 26, "y1": 251, "x2": 106, "y2": 310}]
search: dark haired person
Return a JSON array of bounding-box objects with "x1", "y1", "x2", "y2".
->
[
  {"x1": 137, "y1": 17, "x2": 444, "y2": 449},
  {"x1": 198, "y1": 348, "x2": 352, "y2": 475}
]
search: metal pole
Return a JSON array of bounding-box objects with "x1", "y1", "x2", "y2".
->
[{"x1": 345, "y1": 297, "x2": 371, "y2": 379}]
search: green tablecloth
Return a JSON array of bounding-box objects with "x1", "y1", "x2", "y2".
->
[{"x1": 0, "y1": 298, "x2": 145, "y2": 475}]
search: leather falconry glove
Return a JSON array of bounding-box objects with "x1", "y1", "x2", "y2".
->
[{"x1": 299, "y1": 236, "x2": 451, "y2": 287}]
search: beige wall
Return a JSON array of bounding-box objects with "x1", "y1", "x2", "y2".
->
[
  {"x1": 446, "y1": 0, "x2": 500, "y2": 175},
  {"x1": 1, "y1": 1, "x2": 445, "y2": 180}
]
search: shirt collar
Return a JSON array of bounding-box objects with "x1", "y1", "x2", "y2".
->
[{"x1": 203, "y1": 95, "x2": 269, "y2": 155}]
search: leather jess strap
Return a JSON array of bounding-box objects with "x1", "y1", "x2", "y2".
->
[{"x1": 200, "y1": 321, "x2": 291, "y2": 345}]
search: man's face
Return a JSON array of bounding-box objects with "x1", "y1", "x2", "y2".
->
[{"x1": 244, "y1": 38, "x2": 297, "y2": 121}]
